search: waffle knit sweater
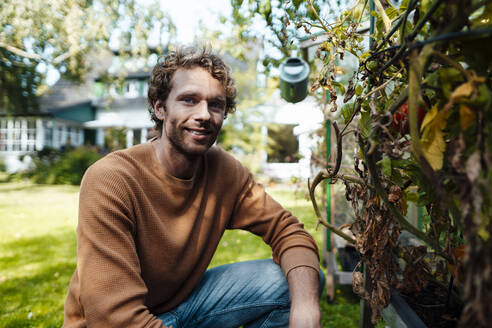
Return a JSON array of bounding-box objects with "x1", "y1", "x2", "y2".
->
[{"x1": 63, "y1": 141, "x2": 320, "y2": 328}]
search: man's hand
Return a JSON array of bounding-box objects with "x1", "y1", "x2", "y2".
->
[{"x1": 287, "y1": 266, "x2": 322, "y2": 328}]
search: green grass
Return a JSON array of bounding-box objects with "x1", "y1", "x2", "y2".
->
[{"x1": 0, "y1": 181, "x2": 360, "y2": 327}]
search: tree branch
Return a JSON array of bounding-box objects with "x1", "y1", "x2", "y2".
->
[{"x1": 0, "y1": 42, "x2": 42, "y2": 61}]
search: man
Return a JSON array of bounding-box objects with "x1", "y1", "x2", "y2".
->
[{"x1": 63, "y1": 46, "x2": 324, "y2": 328}]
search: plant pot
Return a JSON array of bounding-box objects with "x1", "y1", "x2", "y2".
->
[{"x1": 382, "y1": 288, "x2": 428, "y2": 328}]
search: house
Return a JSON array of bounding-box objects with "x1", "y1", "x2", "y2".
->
[
  {"x1": 255, "y1": 90, "x2": 324, "y2": 181},
  {"x1": 0, "y1": 55, "x2": 154, "y2": 172}
]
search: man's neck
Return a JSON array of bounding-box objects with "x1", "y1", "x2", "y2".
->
[{"x1": 153, "y1": 137, "x2": 200, "y2": 180}]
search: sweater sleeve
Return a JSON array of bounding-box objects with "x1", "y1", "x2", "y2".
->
[
  {"x1": 228, "y1": 167, "x2": 320, "y2": 276},
  {"x1": 75, "y1": 163, "x2": 167, "y2": 328}
]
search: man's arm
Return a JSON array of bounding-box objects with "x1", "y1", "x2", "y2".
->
[
  {"x1": 66, "y1": 163, "x2": 167, "y2": 328},
  {"x1": 223, "y1": 156, "x2": 322, "y2": 325},
  {"x1": 287, "y1": 266, "x2": 321, "y2": 328}
]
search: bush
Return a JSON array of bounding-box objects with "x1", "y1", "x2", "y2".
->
[
  {"x1": 24, "y1": 146, "x2": 103, "y2": 185},
  {"x1": 0, "y1": 158, "x2": 5, "y2": 172}
]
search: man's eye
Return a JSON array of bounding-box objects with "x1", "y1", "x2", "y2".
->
[
  {"x1": 209, "y1": 102, "x2": 225, "y2": 111},
  {"x1": 182, "y1": 98, "x2": 196, "y2": 104}
]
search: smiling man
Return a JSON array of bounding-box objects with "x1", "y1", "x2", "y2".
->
[{"x1": 63, "y1": 46, "x2": 324, "y2": 328}]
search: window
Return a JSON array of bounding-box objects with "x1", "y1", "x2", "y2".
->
[
  {"x1": 139, "y1": 80, "x2": 149, "y2": 97},
  {"x1": 43, "y1": 120, "x2": 53, "y2": 147},
  {"x1": 266, "y1": 124, "x2": 300, "y2": 163},
  {"x1": 25, "y1": 119, "x2": 36, "y2": 151},
  {"x1": 0, "y1": 119, "x2": 8, "y2": 151},
  {"x1": 93, "y1": 82, "x2": 106, "y2": 98},
  {"x1": 133, "y1": 129, "x2": 142, "y2": 145}
]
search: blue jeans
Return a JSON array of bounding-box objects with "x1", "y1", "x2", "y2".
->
[{"x1": 157, "y1": 259, "x2": 325, "y2": 328}]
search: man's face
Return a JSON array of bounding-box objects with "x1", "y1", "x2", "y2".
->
[{"x1": 156, "y1": 67, "x2": 226, "y2": 157}]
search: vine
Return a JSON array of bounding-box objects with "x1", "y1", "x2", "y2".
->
[{"x1": 298, "y1": 0, "x2": 492, "y2": 326}]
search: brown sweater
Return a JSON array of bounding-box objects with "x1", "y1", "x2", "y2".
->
[{"x1": 63, "y1": 141, "x2": 319, "y2": 328}]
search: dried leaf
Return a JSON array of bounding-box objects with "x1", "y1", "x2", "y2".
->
[
  {"x1": 388, "y1": 185, "x2": 401, "y2": 203},
  {"x1": 465, "y1": 151, "x2": 481, "y2": 182},
  {"x1": 352, "y1": 271, "x2": 369, "y2": 299},
  {"x1": 344, "y1": 79, "x2": 355, "y2": 103}
]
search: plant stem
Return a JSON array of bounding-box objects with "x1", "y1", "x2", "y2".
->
[
  {"x1": 308, "y1": 172, "x2": 357, "y2": 244},
  {"x1": 363, "y1": 147, "x2": 451, "y2": 262}
]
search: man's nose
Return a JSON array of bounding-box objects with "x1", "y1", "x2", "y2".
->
[{"x1": 193, "y1": 100, "x2": 211, "y2": 121}]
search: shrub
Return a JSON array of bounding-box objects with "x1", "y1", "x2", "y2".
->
[
  {"x1": 0, "y1": 158, "x2": 6, "y2": 172},
  {"x1": 25, "y1": 146, "x2": 103, "y2": 185}
]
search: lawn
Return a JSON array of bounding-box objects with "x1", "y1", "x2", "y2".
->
[{"x1": 0, "y1": 180, "x2": 359, "y2": 327}]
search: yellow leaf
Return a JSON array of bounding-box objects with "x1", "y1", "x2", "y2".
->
[
  {"x1": 420, "y1": 105, "x2": 439, "y2": 132},
  {"x1": 401, "y1": 194, "x2": 407, "y2": 216},
  {"x1": 478, "y1": 227, "x2": 490, "y2": 241},
  {"x1": 460, "y1": 105, "x2": 475, "y2": 131},
  {"x1": 420, "y1": 106, "x2": 450, "y2": 170},
  {"x1": 451, "y1": 81, "x2": 474, "y2": 101}
]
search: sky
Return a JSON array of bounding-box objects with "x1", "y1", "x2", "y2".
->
[{"x1": 162, "y1": 0, "x2": 232, "y2": 44}]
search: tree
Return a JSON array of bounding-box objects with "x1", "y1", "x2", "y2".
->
[
  {"x1": 0, "y1": 0, "x2": 175, "y2": 113},
  {"x1": 229, "y1": 0, "x2": 352, "y2": 73}
]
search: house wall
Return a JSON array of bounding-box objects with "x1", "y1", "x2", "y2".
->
[
  {"x1": 87, "y1": 105, "x2": 153, "y2": 149},
  {"x1": 0, "y1": 117, "x2": 84, "y2": 172},
  {"x1": 255, "y1": 92, "x2": 324, "y2": 181}
]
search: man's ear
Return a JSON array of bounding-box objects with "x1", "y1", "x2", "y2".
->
[{"x1": 154, "y1": 100, "x2": 166, "y2": 120}]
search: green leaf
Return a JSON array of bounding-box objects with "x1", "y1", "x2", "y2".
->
[
  {"x1": 406, "y1": 192, "x2": 419, "y2": 203},
  {"x1": 355, "y1": 85, "x2": 363, "y2": 96},
  {"x1": 439, "y1": 68, "x2": 464, "y2": 97},
  {"x1": 292, "y1": 0, "x2": 302, "y2": 10},
  {"x1": 341, "y1": 103, "x2": 354, "y2": 124},
  {"x1": 385, "y1": 7, "x2": 398, "y2": 20},
  {"x1": 377, "y1": 156, "x2": 392, "y2": 176},
  {"x1": 359, "y1": 109, "x2": 371, "y2": 139},
  {"x1": 332, "y1": 81, "x2": 346, "y2": 95}
]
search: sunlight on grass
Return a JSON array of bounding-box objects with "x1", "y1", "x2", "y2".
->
[
  {"x1": 0, "y1": 181, "x2": 79, "y2": 327},
  {"x1": 0, "y1": 181, "x2": 359, "y2": 327}
]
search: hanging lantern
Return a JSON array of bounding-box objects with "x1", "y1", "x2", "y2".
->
[{"x1": 279, "y1": 57, "x2": 310, "y2": 103}]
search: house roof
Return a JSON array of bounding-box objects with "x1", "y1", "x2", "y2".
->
[
  {"x1": 96, "y1": 70, "x2": 150, "y2": 81},
  {"x1": 39, "y1": 78, "x2": 93, "y2": 113},
  {"x1": 93, "y1": 96, "x2": 147, "y2": 109}
]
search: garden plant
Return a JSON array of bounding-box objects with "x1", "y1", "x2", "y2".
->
[{"x1": 294, "y1": 0, "x2": 492, "y2": 326}]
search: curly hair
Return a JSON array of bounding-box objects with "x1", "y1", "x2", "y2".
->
[{"x1": 147, "y1": 46, "x2": 237, "y2": 135}]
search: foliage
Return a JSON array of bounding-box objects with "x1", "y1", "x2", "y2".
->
[
  {"x1": 0, "y1": 157, "x2": 6, "y2": 172},
  {"x1": 266, "y1": 123, "x2": 301, "y2": 163},
  {"x1": 19, "y1": 146, "x2": 103, "y2": 185},
  {"x1": 104, "y1": 127, "x2": 127, "y2": 152},
  {"x1": 0, "y1": 182, "x2": 359, "y2": 327},
  {"x1": 286, "y1": 0, "x2": 492, "y2": 326},
  {"x1": 0, "y1": 0, "x2": 175, "y2": 113},
  {"x1": 228, "y1": 0, "x2": 353, "y2": 74}
]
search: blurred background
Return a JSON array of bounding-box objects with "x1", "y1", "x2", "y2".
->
[{"x1": 0, "y1": 0, "x2": 362, "y2": 326}]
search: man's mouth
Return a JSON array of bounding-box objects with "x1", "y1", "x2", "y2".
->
[
  {"x1": 186, "y1": 128, "x2": 210, "y2": 135},
  {"x1": 185, "y1": 128, "x2": 213, "y2": 139},
  {"x1": 188, "y1": 130, "x2": 209, "y2": 135}
]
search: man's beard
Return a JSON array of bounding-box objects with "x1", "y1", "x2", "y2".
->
[{"x1": 164, "y1": 121, "x2": 217, "y2": 157}]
